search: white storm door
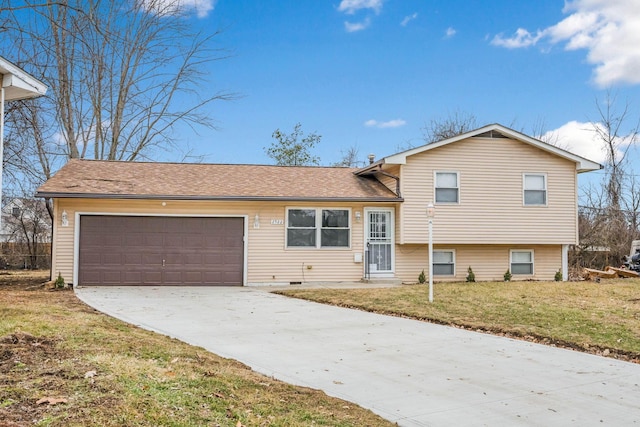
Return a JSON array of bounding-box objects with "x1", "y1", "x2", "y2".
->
[{"x1": 366, "y1": 209, "x2": 394, "y2": 275}]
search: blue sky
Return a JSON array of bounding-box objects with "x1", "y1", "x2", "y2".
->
[{"x1": 170, "y1": 0, "x2": 640, "y2": 180}]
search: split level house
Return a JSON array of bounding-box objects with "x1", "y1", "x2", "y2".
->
[{"x1": 36, "y1": 124, "x2": 601, "y2": 287}]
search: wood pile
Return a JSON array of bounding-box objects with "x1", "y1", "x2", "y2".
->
[{"x1": 583, "y1": 266, "x2": 640, "y2": 280}]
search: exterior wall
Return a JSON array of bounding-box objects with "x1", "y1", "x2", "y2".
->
[
  {"x1": 52, "y1": 198, "x2": 399, "y2": 286},
  {"x1": 375, "y1": 165, "x2": 401, "y2": 195},
  {"x1": 398, "y1": 137, "x2": 579, "y2": 245},
  {"x1": 395, "y1": 244, "x2": 562, "y2": 283}
]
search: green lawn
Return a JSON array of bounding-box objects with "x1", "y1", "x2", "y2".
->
[{"x1": 277, "y1": 279, "x2": 640, "y2": 360}]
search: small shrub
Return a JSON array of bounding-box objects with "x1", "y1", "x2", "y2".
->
[
  {"x1": 54, "y1": 272, "x2": 65, "y2": 289},
  {"x1": 418, "y1": 270, "x2": 426, "y2": 284},
  {"x1": 466, "y1": 266, "x2": 475, "y2": 282},
  {"x1": 504, "y1": 270, "x2": 512, "y2": 282},
  {"x1": 554, "y1": 269, "x2": 563, "y2": 281}
]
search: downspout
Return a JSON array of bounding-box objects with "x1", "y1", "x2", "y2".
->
[
  {"x1": 562, "y1": 244, "x2": 569, "y2": 281},
  {"x1": 375, "y1": 165, "x2": 401, "y2": 198}
]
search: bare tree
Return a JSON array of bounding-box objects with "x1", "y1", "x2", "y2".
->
[
  {"x1": 1, "y1": 0, "x2": 234, "y2": 207},
  {"x1": 1, "y1": 196, "x2": 51, "y2": 269},
  {"x1": 591, "y1": 91, "x2": 639, "y2": 210},
  {"x1": 575, "y1": 91, "x2": 640, "y2": 268},
  {"x1": 333, "y1": 145, "x2": 365, "y2": 168},
  {"x1": 422, "y1": 110, "x2": 478, "y2": 144}
]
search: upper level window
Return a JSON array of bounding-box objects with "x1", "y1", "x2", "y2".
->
[
  {"x1": 11, "y1": 207, "x2": 20, "y2": 218},
  {"x1": 511, "y1": 250, "x2": 534, "y2": 275},
  {"x1": 524, "y1": 174, "x2": 546, "y2": 206},
  {"x1": 435, "y1": 172, "x2": 459, "y2": 203},
  {"x1": 287, "y1": 208, "x2": 350, "y2": 248}
]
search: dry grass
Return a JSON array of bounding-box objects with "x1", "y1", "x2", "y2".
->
[
  {"x1": 277, "y1": 279, "x2": 640, "y2": 362},
  {"x1": 0, "y1": 271, "x2": 393, "y2": 427}
]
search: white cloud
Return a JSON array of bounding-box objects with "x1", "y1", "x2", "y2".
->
[
  {"x1": 344, "y1": 18, "x2": 370, "y2": 32},
  {"x1": 338, "y1": 0, "x2": 383, "y2": 15},
  {"x1": 445, "y1": 27, "x2": 457, "y2": 39},
  {"x1": 401, "y1": 12, "x2": 418, "y2": 27},
  {"x1": 141, "y1": 0, "x2": 216, "y2": 18},
  {"x1": 492, "y1": 28, "x2": 543, "y2": 48},
  {"x1": 491, "y1": 0, "x2": 640, "y2": 87},
  {"x1": 365, "y1": 119, "x2": 407, "y2": 129},
  {"x1": 542, "y1": 120, "x2": 633, "y2": 164}
]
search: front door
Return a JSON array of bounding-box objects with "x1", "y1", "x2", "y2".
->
[{"x1": 365, "y1": 209, "x2": 394, "y2": 277}]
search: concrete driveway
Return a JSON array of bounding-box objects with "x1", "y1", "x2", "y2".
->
[{"x1": 76, "y1": 286, "x2": 640, "y2": 426}]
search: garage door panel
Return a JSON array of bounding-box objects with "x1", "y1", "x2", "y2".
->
[
  {"x1": 141, "y1": 271, "x2": 162, "y2": 283},
  {"x1": 143, "y1": 234, "x2": 164, "y2": 247},
  {"x1": 124, "y1": 253, "x2": 142, "y2": 266},
  {"x1": 140, "y1": 252, "x2": 162, "y2": 266},
  {"x1": 124, "y1": 271, "x2": 142, "y2": 284},
  {"x1": 81, "y1": 252, "x2": 102, "y2": 265},
  {"x1": 79, "y1": 215, "x2": 244, "y2": 286},
  {"x1": 104, "y1": 252, "x2": 125, "y2": 264},
  {"x1": 182, "y1": 253, "x2": 203, "y2": 265},
  {"x1": 102, "y1": 271, "x2": 122, "y2": 284},
  {"x1": 124, "y1": 233, "x2": 145, "y2": 246}
]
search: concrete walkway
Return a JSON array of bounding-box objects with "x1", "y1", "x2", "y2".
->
[{"x1": 75, "y1": 286, "x2": 640, "y2": 426}]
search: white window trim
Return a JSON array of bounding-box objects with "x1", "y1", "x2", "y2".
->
[
  {"x1": 523, "y1": 173, "x2": 547, "y2": 206},
  {"x1": 285, "y1": 207, "x2": 352, "y2": 250},
  {"x1": 432, "y1": 249, "x2": 456, "y2": 276},
  {"x1": 510, "y1": 249, "x2": 535, "y2": 275},
  {"x1": 434, "y1": 171, "x2": 460, "y2": 204}
]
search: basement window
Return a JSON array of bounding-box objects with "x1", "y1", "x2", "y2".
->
[
  {"x1": 510, "y1": 250, "x2": 534, "y2": 275},
  {"x1": 433, "y1": 250, "x2": 455, "y2": 276}
]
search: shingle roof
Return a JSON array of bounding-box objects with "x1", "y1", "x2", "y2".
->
[{"x1": 36, "y1": 159, "x2": 400, "y2": 201}]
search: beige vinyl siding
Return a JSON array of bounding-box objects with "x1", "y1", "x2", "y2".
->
[
  {"x1": 395, "y1": 244, "x2": 562, "y2": 283},
  {"x1": 53, "y1": 198, "x2": 388, "y2": 285},
  {"x1": 398, "y1": 137, "x2": 578, "y2": 245},
  {"x1": 375, "y1": 165, "x2": 404, "y2": 243},
  {"x1": 375, "y1": 165, "x2": 401, "y2": 195}
]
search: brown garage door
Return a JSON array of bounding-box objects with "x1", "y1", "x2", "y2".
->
[{"x1": 79, "y1": 216, "x2": 244, "y2": 286}]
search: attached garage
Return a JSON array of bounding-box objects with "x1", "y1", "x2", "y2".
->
[{"x1": 78, "y1": 215, "x2": 245, "y2": 286}]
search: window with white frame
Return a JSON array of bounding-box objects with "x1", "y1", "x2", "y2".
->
[
  {"x1": 523, "y1": 174, "x2": 546, "y2": 205},
  {"x1": 435, "y1": 172, "x2": 459, "y2": 203},
  {"x1": 287, "y1": 208, "x2": 350, "y2": 248},
  {"x1": 510, "y1": 250, "x2": 534, "y2": 275},
  {"x1": 433, "y1": 250, "x2": 455, "y2": 275}
]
